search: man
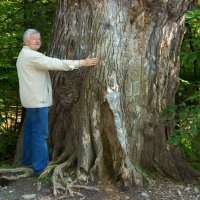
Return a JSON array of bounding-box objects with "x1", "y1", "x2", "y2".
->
[{"x1": 16, "y1": 29, "x2": 99, "y2": 175}]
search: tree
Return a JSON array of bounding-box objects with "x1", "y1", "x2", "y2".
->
[{"x1": 46, "y1": 0, "x2": 199, "y2": 193}]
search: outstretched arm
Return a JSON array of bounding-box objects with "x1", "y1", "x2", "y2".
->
[{"x1": 30, "y1": 52, "x2": 100, "y2": 71}]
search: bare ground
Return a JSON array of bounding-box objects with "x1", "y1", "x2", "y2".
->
[{"x1": 0, "y1": 175, "x2": 200, "y2": 200}]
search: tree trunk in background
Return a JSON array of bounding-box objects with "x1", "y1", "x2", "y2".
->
[{"x1": 48, "y1": 0, "x2": 196, "y2": 186}]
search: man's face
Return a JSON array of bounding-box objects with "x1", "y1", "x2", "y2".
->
[{"x1": 26, "y1": 33, "x2": 41, "y2": 51}]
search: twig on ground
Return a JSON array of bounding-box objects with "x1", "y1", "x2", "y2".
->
[
  {"x1": 73, "y1": 191, "x2": 86, "y2": 200},
  {"x1": 72, "y1": 184, "x2": 100, "y2": 192}
]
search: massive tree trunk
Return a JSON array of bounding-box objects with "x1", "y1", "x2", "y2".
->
[{"x1": 48, "y1": 0, "x2": 196, "y2": 187}]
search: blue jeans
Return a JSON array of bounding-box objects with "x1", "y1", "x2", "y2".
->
[{"x1": 21, "y1": 107, "x2": 49, "y2": 173}]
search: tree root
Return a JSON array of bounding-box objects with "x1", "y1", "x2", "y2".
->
[
  {"x1": 55, "y1": 152, "x2": 69, "y2": 164},
  {"x1": 38, "y1": 162, "x2": 56, "y2": 178},
  {"x1": 0, "y1": 167, "x2": 33, "y2": 181},
  {"x1": 52, "y1": 152, "x2": 76, "y2": 196},
  {"x1": 51, "y1": 151, "x2": 99, "y2": 197},
  {"x1": 0, "y1": 157, "x2": 100, "y2": 198},
  {"x1": 0, "y1": 167, "x2": 33, "y2": 186}
]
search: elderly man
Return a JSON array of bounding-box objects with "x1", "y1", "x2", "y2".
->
[{"x1": 16, "y1": 29, "x2": 99, "y2": 175}]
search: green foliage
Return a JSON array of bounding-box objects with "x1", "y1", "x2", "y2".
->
[
  {"x1": 0, "y1": 68, "x2": 21, "y2": 137},
  {"x1": 164, "y1": 5, "x2": 200, "y2": 170},
  {"x1": 0, "y1": 163, "x2": 13, "y2": 168},
  {"x1": 190, "y1": 162, "x2": 200, "y2": 171},
  {"x1": 39, "y1": 172, "x2": 52, "y2": 184},
  {"x1": 180, "y1": 8, "x2": 200, "y2": 81},
  {"x1": 0, "y1": 0, "x2": 57, "y2": 70},
  {"x1": 163, "y1": 80, "x2": 200, "y2": 167},
  {"x1": 0, "y1": 130, "x2": 18, "y2": 161},
  {"x1": 141, "y1": 168, "x2": 157, "y2": 186}
]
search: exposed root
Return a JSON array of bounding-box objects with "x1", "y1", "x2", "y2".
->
[
  {"x1": 38, "y1": 162, "x2": 56, "y2": 178},
  {"x1": 77, "y1": 172, "x2": 89, "y2": 183},
  {"x1": 0, "y1": 156, "x2": 100, "y2": 198},
  {"x1": 55, "y1": 152, "x2": 68, "y2": 164},
  {"x1": 51, "y1": 151, "x2": 100, "y2": 198},
  {"x1": 52, "y1": 151, "x2": 76, "y2": 196},
  {"x1": 89, "y1": 157, "x2": 103, "y2": 182},
  {"x1": 0, "y1": 167, "x2": 33, "y2": 181}
]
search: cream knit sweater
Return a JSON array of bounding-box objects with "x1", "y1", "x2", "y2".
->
[{"x1": 16, "y1": 46, "x2": 85, "y2": 108}]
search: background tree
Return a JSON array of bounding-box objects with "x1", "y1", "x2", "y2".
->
[
  {"x1": 180, "y1": 7, "x2": 200, "y2": 81},
  {"x1": 169, "y1": 3, "x2": 200, "y2": 172},
  {"x1": 46, "y1": 0, "x2": 198, "y2": 194}
]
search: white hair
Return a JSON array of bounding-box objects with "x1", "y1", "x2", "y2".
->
[{"x1": 23, "y1": 29, "x2": 40, "y2": 44}]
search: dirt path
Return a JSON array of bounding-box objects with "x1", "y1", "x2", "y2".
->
[{"x1": 0, "y1": 176, "x2": 200, "y2": 200}]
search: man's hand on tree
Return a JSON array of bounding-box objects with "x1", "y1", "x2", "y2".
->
[{"x1": 83, "y1": 56, "x2": 100, "y2": 67}]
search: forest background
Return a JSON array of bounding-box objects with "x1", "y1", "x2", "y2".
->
[{"x1": 0, "y1": 0, "x2": 199, "y2": 176}]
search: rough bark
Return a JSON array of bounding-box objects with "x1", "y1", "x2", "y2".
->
[{"x1": 47, "y1": 0, "x2": 196, "y2": 187}]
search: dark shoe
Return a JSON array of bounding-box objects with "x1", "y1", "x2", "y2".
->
[{"x1": 34, "y1": 170, "x2": 44, "y2": 177}]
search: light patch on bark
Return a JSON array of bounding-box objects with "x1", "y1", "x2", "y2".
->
[
  {"x1": 106, "y1": 88, "x2": 125, "y2": 149},
  {"x1": 78, "y1": 124, "x2": 94, "y2": 173},
  {"x1": 106, "y1": 70, "x2": 142, "y2": 185},
  {"x1": 90, "y1": 102, "x2": 104, "y2": 177}
]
